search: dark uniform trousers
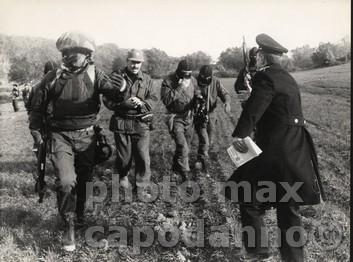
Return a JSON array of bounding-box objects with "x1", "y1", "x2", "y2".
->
[
  {"x1": 171, "y1": 116, "x2": 194, "y2": 174},
  {"x1": 195, "y1": 112, "x2": 216, "y2": 159},
  {"x1": 114, "y1": 130, "x2": 151, "y2": 186},
  {"x1": 49, "y1": 128, "x2": 96, "y2": 218},
  {"x1": 240, "y1": 204, "x2": 304, "y2": 262}
]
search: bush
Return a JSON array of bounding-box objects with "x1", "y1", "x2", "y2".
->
[
  {"x1": 214, "y1": 69, "x2": 237, "y2": 78},
  {"x1": 217, "y1": 47, "x2": 243, "y2": 71},
  {"x1": 291, "y1": 45, "x2": 315, "y2": 70}
]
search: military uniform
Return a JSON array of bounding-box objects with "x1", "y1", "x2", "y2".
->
[
  {"x1": 104, "y1": 67, "x2": 158, "y2": 187},
  {"x1": 30, "y1": 64, "x2": 121, "y2": 216},
  {"x1": 11, "y1": 86, "x2": 20, "y2": 112},
  {"x1": 26, "y1": 61, "x2": 58, "y2": 113},
  {"x1": 161, "y1": 63, "x2": 197, "y2": 178},
  {"x1": 29, "y1": 31, "x2": 124, "y2": 251},
  {"x1": 233, "y1": 66, "x2": 256, "y2": 94},
  {"x1": 234, "y1": 47, "x2": 258, "y2": 94},
  {"x1": 226, "y1": 34, "x2": 325, "y2": 262}
]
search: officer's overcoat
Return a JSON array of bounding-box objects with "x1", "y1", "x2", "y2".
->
[{"x1": 227, "y1": 63, "x2": 324, "y2": 206}]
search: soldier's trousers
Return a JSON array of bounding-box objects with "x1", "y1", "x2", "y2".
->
[
  {"x1": 195, "y1": 113, "x2": 216, "y2": 159},
  {"x1": 49, "y1": 128, "x2": 96, "y2": 219},
  {"x1": 114, "y1": 131, "x2": 151, "y2": 186},
  {"x1": 171, "y1": 120, "x2": 194, "y2": 173},
  {"x1": 240, "y1": 204, "x2": 304, "y2": 262}
]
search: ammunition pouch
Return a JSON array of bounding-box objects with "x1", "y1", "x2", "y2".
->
[{"x1": 114, "y1": 113, "x2": 154, "y2": 130}]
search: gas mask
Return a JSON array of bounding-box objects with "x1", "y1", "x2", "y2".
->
[{"x1": 62, "y1": 51, "x2": 89, "y2": 72}]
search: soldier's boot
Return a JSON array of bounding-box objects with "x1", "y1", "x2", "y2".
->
[
  {"x1": 62, "y1": 212, "x2": 76, "y2": 251},
  {"x1": 195, "y1": 154, "x2": 209, "y2": 174},
  {"x1": 120, "y1": 175, "x2": 130, "y2": 189},
  {"x1": 180, "y1": 171, "x2": 192, "y2": 184},
  {"x1": 196, "y1": 188, "x2": 210, "y2": 207},
  {"x1": 75, "y1": 201, "x2": 85, "y2": 228},
  {"x1": 136, "y1": 182, "x2": 153, "y2": 201},
  {"x1": 165, "y1": 181, "x2": 179, "y2": 218},
  {"x1": 194, "y1": 160, "x2": 203, "y2": 171}
]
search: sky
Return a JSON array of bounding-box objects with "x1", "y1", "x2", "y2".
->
[{"x1": 0, "y1": 0, "x2": 350, "y2": 61}]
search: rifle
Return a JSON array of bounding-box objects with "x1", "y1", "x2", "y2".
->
[
  {"x1": 33, "y1": 132, "x2": 47, "y2": 203},
  {"x1": 242, "y1": 36, "x2": 249, "y2": 72},
  {"x1": 242, "y1": 36, "x2": 252, "y2": 92}
]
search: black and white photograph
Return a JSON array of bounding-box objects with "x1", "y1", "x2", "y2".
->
[{"x1": 0, "y1": 0, "x2": 350, "y2": 261}]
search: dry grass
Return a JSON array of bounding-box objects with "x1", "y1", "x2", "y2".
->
[{"x1": 0, "y1": 63, "x2": 350, "y2": 261}]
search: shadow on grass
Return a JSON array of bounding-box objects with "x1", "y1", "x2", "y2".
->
[
  {"x1": 0, "y1": 177, "x2": 36, "y2": 198},
  {"x1": 0, "y1": 161, "x2": 36, "y2": 174},
  {"x1": 0, "y1": 207, "x2": 43, "y2": 228},
  {"x1": 0, "y1": 206, "x2": 61, "y2": 251}
]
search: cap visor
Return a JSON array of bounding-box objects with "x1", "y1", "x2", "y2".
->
[{"x1": 128, "y1": 58, "x2": 144, "y2": 62}]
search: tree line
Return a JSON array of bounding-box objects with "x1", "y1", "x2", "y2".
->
[{"x1": 0, "y1": 34, "x2": 350, "y2": 85}]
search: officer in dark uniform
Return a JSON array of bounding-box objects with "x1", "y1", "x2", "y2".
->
[
  {"x1": 29, "y1": 31, "x2": 125, "y2": 251},
  {"x1": 226, "y1": 34, "x2": 325, "y2": 262}
]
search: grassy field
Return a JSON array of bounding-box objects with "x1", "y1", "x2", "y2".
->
[{"x1": 0, "y1": 63, "x2": 350, "y2": 261}]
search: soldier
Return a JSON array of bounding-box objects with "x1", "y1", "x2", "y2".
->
[
  {"x1": 194, "y1": 65, "x2": 231, "y2": 172},
  {"x1": 26, "y1": 60, "x2": 58, "y2": 112},
  {"x1": 234, "y1": 46, "x2": 258, "y2": 94},
  {"x1": 161, "y1": 59, "x2": 197, "y2": 181},
  {"x1": 29, "y1": 31, "x2": 125, "y2": 251},
  {"x1": 103, "y1": 49, "x2": 158, "y2": 190},
  {"x1": 22, "y1": 84, "x2": 30, "y2": 109},
  {"x1": 11, "y1": 84, "x2": 20, "y2": 112},
  {"x1": 226, "y1": 34, "x2": 325, "y2": 262}
]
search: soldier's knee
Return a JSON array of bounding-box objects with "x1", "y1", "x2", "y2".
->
[
  {"x1": 59, "y1": 175, "x2": 76, "y2": 190},
  {"x1": 181, "y1": 144, "x2": 189, "y2": 156}
]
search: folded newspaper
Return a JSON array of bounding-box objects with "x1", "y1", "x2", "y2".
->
[{"x1": 227, "y1": 136, "x2": 262, "y2": 168}]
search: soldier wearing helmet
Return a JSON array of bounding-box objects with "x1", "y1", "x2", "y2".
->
[
  {"x1": 102, "y1": 49, "x2": 158, "y2": 192},
  {"x1": 29, "y1": 31, "x2": 125, "y2": 252}
]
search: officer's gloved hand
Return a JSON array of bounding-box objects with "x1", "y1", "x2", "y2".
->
[{"x1": 30, "y1": 130, "x2": 43, "y2": 146}]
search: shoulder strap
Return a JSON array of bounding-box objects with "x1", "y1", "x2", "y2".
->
[{"x1": 47, "y1": 70, "x2": 66, "y2": 102}]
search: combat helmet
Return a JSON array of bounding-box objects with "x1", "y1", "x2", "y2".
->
[{"x1": 56, "y1": 31, "x2": 96, "y2": 54}]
